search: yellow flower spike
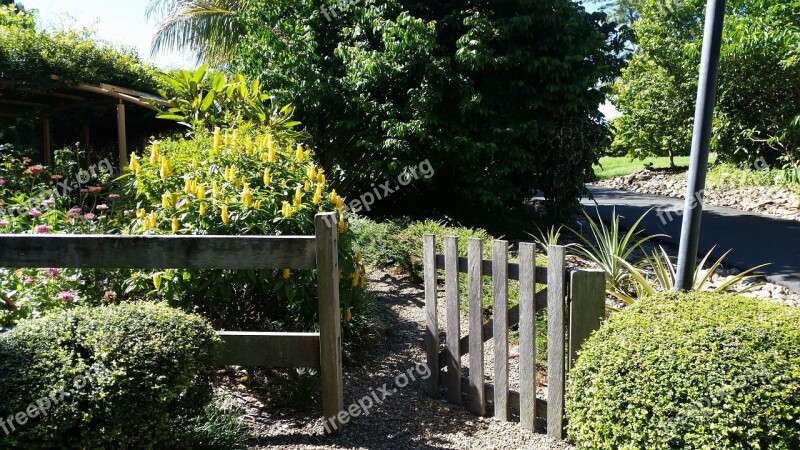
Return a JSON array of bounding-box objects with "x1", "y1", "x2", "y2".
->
[
  {"x1": 153, "y1": 274, "x2": 162, "y2": 289},
  {"x1": 136, "y1": 209, "x2": 146, "y2": 220},
  {"x1": 261, "y1": 152, "x2": 269, "y2": 163},
  {"x1": 224, "y1": 130, "x2": 231, "y2": 146},
  {"x1": 160, "y1": 159, "x2": 169, "y2": 179},
  {"x1": 283, "y1": 268, "x2": 291, "y2": 279},
  {"x1": 150, "y1": 141, "x2": 159, "y2": 164},
  {"x1": 184, "y1": 178, "x2": 192, "y2": 193},
  {"x1": 306, "y1": 165, "x2": 315, "y2": 180},
  {"x1": 338, "y1": 213, "x2": 346, "y2": 232},
  {"x1": 162, "y1": 193, "x2": 171, "y2": 210},
  {"x1": 329, "y1": 190, "x2": 337, "y2": 203},
  {"x1": 317, "y1": 171, "x2": 325, "y2": 185},
  {"x1": 171, "y1": 193, "x2": 179, "y2": 207},
  {"x1": 268, "y1": 137, "x2": 276, "y2": 162},
  {"x1": 263, "y1": 169, "x2": 271, "y2": 185},
  {"x1": 171, "y1": 216, "x2": 179, "y2": 233},
  {"x1": 235, "y1": 178, "x2": 242, "y2": 190},
  {"x1": 231, "y1": 130, "x2": 238, "y2": 147},
  {"x1": 346, "y1": 308, "x2": 353, "y2": 321},
  {"x1": 213, "y1": 127, "x2": 221, "y2": 154},
  {"x1": 221, "y1": 204, "x2": 230, "y2": 224},
  {"x1": 356, "y1": 252, "x2": 362, "y2": 263},
  {"x1": 304, "y1": 181, "x2": 310, "y2": 192},
  {"x1": 242, "y1": 185, "x2": 253, "y2": 208},
  {"x1": 281, "y1": 180, "x2": 287, "y2": 188},
  {"x1": 360, "y1": 276, "x2": 366, "y2": 289},
  {"x1": 253, "y1": 200, "x2": 262, "y2": 210},
  {"x1": 281, "y1": 201, "x2": 291, "y2": 218},
  {"x1": 199, "y1": 203, "x2": 206, "y2": 216},
  {"x1": 351, "y1": 268, "x2": 360, "y2": 287},
  {"x1": 245, "y1": 139, "x2": 253, "y2": 155},
  {"x1": 129, "y1": 153, "x2": 139, "y2": 172},
  {"x1": 313, "y1": 190, "x2": 321, "y2": 205},
  {"x1": 197, "y1": 184, "x2": 206, "y2": 200},
  {"x1": 212, "y1": 181, "x2": 219, "y2": 198},
  {"x1": 149, "y1": 212, "x2": 157, "y2": 229},
  {"x1": 295, "y1": 144, "x2": 304, "y2": 161}
]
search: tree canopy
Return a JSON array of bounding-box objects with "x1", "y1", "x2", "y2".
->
[
  {"x1": 150, "y1": 0, "x2": 626, "y2": 224},
  {"x1": 605, "y1": 0, "x2": 800, "y2": 168}
]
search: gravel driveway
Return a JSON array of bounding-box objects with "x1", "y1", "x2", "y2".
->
[{"x1": 241, "y1": 269, "x2": 574, "y2": 450}]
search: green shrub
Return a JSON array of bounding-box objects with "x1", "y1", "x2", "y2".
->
[
  {"x1": 349, "y1": 216, "x2": 407, "y2": 269},
  {"x1": 0, "y1": 303, "x2": 235, "y2": 449},
  {"x1": 566, "y1": 292, "x2": 800, "y2": 449}
]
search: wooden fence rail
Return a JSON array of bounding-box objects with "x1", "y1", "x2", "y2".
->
[
  {"x1": 0, "y1": 213, "x2": 344, "y2": 434},
  {"x1": 423, "y1": 235, "x2": 605, "y2": 439}
]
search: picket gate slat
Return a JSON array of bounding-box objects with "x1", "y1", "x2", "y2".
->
[
  {"x1": 445, "y1": 236, "x2": 461, "y2": 405},
  {"x1": 468, "y1": 238, "x2": 486, "y2": 415},
  {"x1": 492, "y1": 240, "x2": 509, "y2": 421},
  {"x1": 518, "y1": 242, "x2": 537, "y2": 430}
]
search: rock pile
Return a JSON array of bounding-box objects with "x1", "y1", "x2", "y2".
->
[{"x1": 597, "y1": 170, "x2": 800, "y2": 222}]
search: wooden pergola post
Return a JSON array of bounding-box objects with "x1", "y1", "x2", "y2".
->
[
  {"x1": 117, "y1": 101, "x2": 128, "y2": 169},
  {"x1": 42, "y1": 118, "x2": 52, "y2": 166},
  {"x1": 83, "y1": 123, "x2": 92, "y2": 167}
]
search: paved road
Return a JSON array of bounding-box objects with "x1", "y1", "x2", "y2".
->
[{"x1": 582, "y1": 186, "x2": 800, "y2": 293}]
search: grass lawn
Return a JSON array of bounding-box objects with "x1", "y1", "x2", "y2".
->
[{"x1": 593, "y1": 156, "x2": 698, "y2": 180}]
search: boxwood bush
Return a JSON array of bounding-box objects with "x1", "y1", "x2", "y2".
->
[
  {"x1": 566, "y1": 292, "x2": 800, "y2": 449},
  {"x1": 0, "y1": 303, "x2": 234, "y2": 449}
]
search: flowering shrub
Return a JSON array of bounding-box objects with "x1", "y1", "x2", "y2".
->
[
  {"x1": 0, "y1": 147, "x2": 129, "y2": 326},
  {"x1": 117, "y1": 124, "x2": 368, "y2": 334}
]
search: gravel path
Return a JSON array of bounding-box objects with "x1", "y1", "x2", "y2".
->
[{"x1": 239, "y1": 269, "x2": 573, "y2": 449}]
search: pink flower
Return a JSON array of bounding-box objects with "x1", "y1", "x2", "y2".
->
[
  {"x1": 25, "y1": 165, "x2": 44, "y2": 175},
  {"x1": 57, "y1": 291, "x2": 75, "y2": 303},
  {"x1": 29, "y1": 209, "x2": 43, "y2": 218},
  {"x1": 107, "y1": 194, "x2": 120, "y2": 201},
  {"x1": 0, "y1": 179, "x2": 6, "y2": 186},
  {"x1": 88, "y1": 186, "x2": 103, "y2": 194},
  {"x1": 23, "y1": 276, "x2": 35, "y2": 285},
  {"x1": 96, "y1": 204, "x2": 109, "y2": 211},
  {"x1": 43, "y1": 268, "x2": 60, "y2": 278},
  {"x1": 84, "y1": 213, "x2": 96, "y2": 221},
  {"x1": 42, "y1": 198, "x2": 56, "y2": 207},
  {"x1": 0, "y1": 219, "x2": 8, "y2": 227},
  {"x1": 35, "y1": 225, "x2": 49, "y2": 234},
  {"x1": 67, "y1": 208, "x2": 80, "y2": 218},
  {"x1": 51, "y1": 175, "x2": 64, "y2": 180}
]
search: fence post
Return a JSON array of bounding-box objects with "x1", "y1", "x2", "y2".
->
[
  {"x1": 568, "y1": 270, "x2": 606, "y2": 371},
  {"x1": 423, "y1": 234, "x2": 439, "y2": 397},
  {"x1": 547, "y1": 245, "x2": 566, "y2": 439},
  {"x1": 316, "y1": 213, "x2": 343, "y2": 434}
]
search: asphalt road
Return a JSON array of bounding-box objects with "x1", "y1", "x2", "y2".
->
[{"x1": 582, "y1": 186, "x2": 800, "y2": 293}]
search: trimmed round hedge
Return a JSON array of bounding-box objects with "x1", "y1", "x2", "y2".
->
[
  {"x1": 0, "y1": 303, "x2": 220, "y2": 449},
  {"x1": 566, "y1": 292, "x2": 800, "y2": 449}
]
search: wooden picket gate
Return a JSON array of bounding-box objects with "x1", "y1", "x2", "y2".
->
[
  {"x1": 423, "y1": 235, "x2": 605, "y2": 439},
  {"x1": 0, "y1": 212, "x2": 344, "y2": 434}
]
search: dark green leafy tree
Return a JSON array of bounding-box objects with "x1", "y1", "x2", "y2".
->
[{"x1": 151, "y1": 0, "x2": 626, "y2": 223}]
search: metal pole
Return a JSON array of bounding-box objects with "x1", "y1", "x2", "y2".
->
[{"x1": 675, "y1": 0, "x2": 726, "y2": 291}]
